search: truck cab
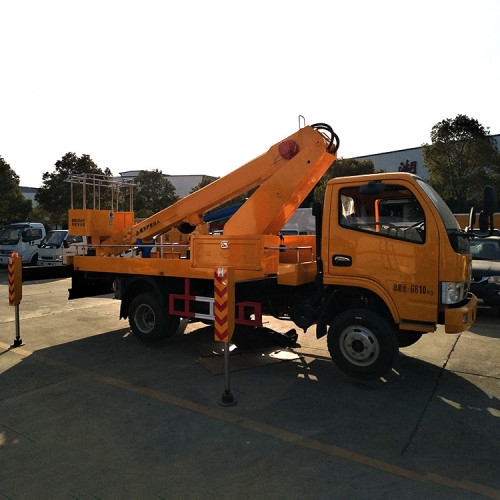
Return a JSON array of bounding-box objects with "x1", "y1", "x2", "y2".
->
[
  {"x1": 314, "y1": 173, "x2": 475, "y2": 377},
  {"x1": 0, "y1": 222, "x2": 46, "y2": 266}
]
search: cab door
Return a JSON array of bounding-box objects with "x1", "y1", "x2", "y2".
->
[{"x1": 325, "y1": 178, "x2": 440, "y2": 329}]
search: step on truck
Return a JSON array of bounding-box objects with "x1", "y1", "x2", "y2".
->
[{"x1": 65, "y1": 122, "x2": 494, "y2": 380}]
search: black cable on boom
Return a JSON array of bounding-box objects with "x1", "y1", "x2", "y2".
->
[{"x1": 311, "y1": 123, "x2": 340, "y2": 154}]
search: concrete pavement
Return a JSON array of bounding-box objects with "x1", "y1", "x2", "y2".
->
[{"x1": 0, "y1": 273, "x2": 499, "y2": 499}]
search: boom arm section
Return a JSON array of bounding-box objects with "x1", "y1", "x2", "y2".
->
[
  {"x1": 103, "y1": 124, "x2": 338, "y2": 251},
  {"x1": 224, "y1": 125, "x2": 338, "y2": 235}
]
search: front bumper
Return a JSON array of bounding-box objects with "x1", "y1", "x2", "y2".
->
[
  {"x1": 444, "y1": 293, "x2": 477, "y2": 334},
  {"x1": 0, "y1": 255, "x2": 13, "y2": 266}
]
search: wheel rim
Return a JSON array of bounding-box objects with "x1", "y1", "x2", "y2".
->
[
  {"x1": 134, "y1": 303, "x2": 156, "y2": 334},
  {"x1": 338, "y1": 324, "x2": 380, "y2": 366}
]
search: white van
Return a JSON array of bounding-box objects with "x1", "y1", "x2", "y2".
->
[
  {"x1": 37, "y1": 230, "x2": 88, "y2": 266},
  {"x1": 0, "y1": 222, "x2": 46, "y2": 266},
  {"x1": 280, "y1": 208, "x2": 316, "y2": 235}
]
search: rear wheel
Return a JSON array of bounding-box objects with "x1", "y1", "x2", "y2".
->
[
  {"x1": 129, "y1": 292, "x2": 180, "y2": 344},
  {"x1": 327, "y1": 309, "x2": 398, "y2": 380}
]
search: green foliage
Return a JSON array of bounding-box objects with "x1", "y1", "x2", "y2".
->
[
  {"x1": 329, "y1": 157, "x2": 376, "y2": 178},
  {"x1": 0, "y1": 156, "x2": 32, "y2": 225},
  {"x1": 35, "y1": 153, "x2": 112, "y2": 226},
  {"x1": 314, "y1": 158, "x2": 375, "y2": 202},
  {"x1": 422, "y1": 114, "x2": 500, "y2": 212},
  {"x1": 189, "y1": 175, "x2": 256, "y2": 211},
  {"x1": 189, "y1": 175, "x2": 218, "y2": 194},
  {"x1": 134, "y1": 170, "x2": 179, "y2": 218},
  {"x1": 28, "y1": 205, "x2": 53, "y2": 230}
]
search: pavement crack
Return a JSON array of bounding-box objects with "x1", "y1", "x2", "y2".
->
[
  {"x1": 450, "y1": 370, "x2": 499, "y2": 380},
  {"x1": 400, "y1": 334, "x2": 461, "y2": 456},
  {"x1": 0, "y1": 422, "x2": 36, "y2": 443}
]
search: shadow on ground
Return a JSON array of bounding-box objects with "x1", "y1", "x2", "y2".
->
[{"x1": 0, "y1": 317, "x2": 498, "y2": 497}]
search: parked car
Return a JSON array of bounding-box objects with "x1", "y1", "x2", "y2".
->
[
  {"x1": 37, "y1": 230, "x2": 88, "y2": 266},
  {"x1": 470, "y1": 235, "x2": 500, "y2": 310},
  {"x1": 280, "y1": 208, "x2": 316, "y2": 235},
  {"x1": 0, "y1": 222, "x2": 46, "y2": 266}
]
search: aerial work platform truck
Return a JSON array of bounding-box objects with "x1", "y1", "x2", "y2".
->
[{"x1": 66, "y1": 122, "x2": 484, "y2": 380}]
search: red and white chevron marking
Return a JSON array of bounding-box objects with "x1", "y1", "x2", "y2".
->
[
  {"x1": 214, "y1": 269, "x2": 229, "y2": 341},
  {"x1": 8, "y1": 256, "x2": 22, "y2": 306}
]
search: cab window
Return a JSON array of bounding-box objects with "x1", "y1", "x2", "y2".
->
[
  {"x1": 22, "y1": 228, "x2": 42, "y2": 242},
  {"x1": 67, "y1": 235, "x2": 84, "y2": 244},
  {"x1": 339, "y1": 184, "x2": 426, "y2": 244}
]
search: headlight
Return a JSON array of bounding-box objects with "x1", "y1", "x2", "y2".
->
[
  {"x1": 441, "y1": 281, "x2": 465, "y2": 304},
  {"x1": 487, "y1": 276, "x2": 500, "y2": 284}
]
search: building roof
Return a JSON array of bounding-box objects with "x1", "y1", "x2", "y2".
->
[
  {"x1": 354, "y1": 133, "x2": 500, "y2": 161},
  {"x1": 118, "y1": 170, "x2": 205, "y2": 178}
]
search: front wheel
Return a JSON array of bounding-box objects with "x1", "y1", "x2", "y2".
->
[
  {"x1": 129, "y1": 292, "x2": 180, "y2": 344},
  {"x1": 327, "y1": 309, "x2": 398, "y2": 380}
]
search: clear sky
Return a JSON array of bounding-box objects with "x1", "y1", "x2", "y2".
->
[{"x1": 1, "y1": 0, "x2": 499, "y2": 187}]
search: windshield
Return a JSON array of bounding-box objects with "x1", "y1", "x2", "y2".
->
[
  {"x1": 416, "y1": 178, "x2": 470, "y2": 254},
  {"x1": 41, "y1": 231, "x2": 67, "y2": 248},
  {"x1": 470, "y1": 238, "x2": 500, "y2": 261},
  {"x1": 0, "y1": 228, "x2": 21, "y2": 245},
  {"x1": 416, "y1": 178, "x2": 460, "y2": 231}
]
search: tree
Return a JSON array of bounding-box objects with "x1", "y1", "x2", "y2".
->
[
  {"x1": 133, "y1": 170, "x2": 179, "y2": 218},
  {"x1": 422, "y1": 115, "x2": 500, "y2": 212},
  {"x1": 189, "y1": 175, "x2": 218, "y2": 194},
  {"x1": 35, "y1": 153, "x2": 112, "y2": 227},
  {"x1": 0, "y1": 156, "x2": 32, "y2": 225},
  {"x1": 314, "y1": 158, "x2": 375, "y2": 202},
  {"x1": 189, "y1": 175, "x2": 256, "y2": 211}
]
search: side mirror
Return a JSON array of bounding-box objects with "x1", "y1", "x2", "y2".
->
[
  {"x1": 479, "y1": 211, "x2": 490, "y2": 233},
  {"x1": 63, "y1": 240, "x2": 70, "y2": 248},
  {"x1": 483, "y1": 185, "x2": 497, "y2": 216}
]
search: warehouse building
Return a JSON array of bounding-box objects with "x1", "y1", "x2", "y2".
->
[
  {"x1": 354, "y1": 134, "x2": 500, "y2": 179},
  {"x1": 118, "y1": 171, "x2": 205, "y2": 198}
]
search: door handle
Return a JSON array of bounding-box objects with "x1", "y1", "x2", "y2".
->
[{"x1": 332, "y1": 255, "x2": 352, "y2": 267}]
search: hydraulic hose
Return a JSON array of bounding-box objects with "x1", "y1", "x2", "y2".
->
[{"x1": 311, "y1": 123, "x2": 340, "y2": 154}]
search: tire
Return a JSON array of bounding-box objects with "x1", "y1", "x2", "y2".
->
[
  {"x1": 327, "y1": 308, "x2": 398, "y2": 380},
  {"x1": 30, "y1": 253, "x2": 38, "y2": 266},
  {"x1": 397, "y1": 330, "x2": 423, "y2": 348},
  {"x1": 129, "y1": 292, "x2": 180, "y2": 344}
]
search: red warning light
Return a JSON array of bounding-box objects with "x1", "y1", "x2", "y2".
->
[{"x1": 278, "y1": 140, "x2": 298, "y2": 160}]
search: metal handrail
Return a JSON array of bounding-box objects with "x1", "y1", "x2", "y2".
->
[{"x1": 264, "y1": 245, "x2": 314, "y2": 263}]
